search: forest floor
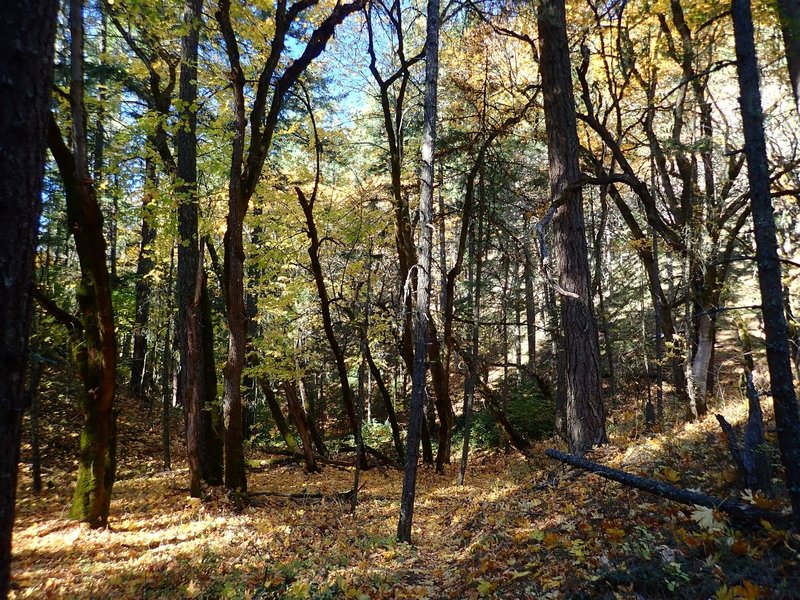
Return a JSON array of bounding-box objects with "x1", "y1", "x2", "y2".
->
[{"x1": 10, "y1": 372, "x2": 800, "y2": 599}]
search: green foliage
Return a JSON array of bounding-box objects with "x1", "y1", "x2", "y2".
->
[{"x1": 455, "y1": 372, "x2": 555, "y2": 449}]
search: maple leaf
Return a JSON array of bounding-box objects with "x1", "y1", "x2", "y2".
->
[{"x1": 691, "y1": 505, "x2": 724, "y2": 531}]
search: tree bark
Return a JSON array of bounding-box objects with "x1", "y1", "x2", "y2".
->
[
  {"x1": 537, "y1": 0, "x2": 606, "y2": 454},
  {"x1": 130, "y1": 157, "x2": 157, "y2": 402},
  {"x1": 176, "y1": 0, "x2": 207, "y2": 497},
  {"x1": 48, "y1": 0, "x2": 118, "y2": 528},
  {"x1": 732, "y1": 0, "x2": 800, "y2": 524},
  {"x1": 0, "y1": 0, "x2": 57, "y2": 591},
  {"x1": 282, "y1": 382, "x2": 318, "y2": 473},
  {"x1": 398, "y1": 0, "x2": 439, "y2": 544}
]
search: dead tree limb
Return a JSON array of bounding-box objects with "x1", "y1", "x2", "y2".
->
[{"x1": 545, "y1": 448, "x2": 788, "y2": 528}]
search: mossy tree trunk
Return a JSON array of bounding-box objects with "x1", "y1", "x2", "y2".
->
[{"x1": 47, "y1": 0, "x2": 117, "y2": 528}]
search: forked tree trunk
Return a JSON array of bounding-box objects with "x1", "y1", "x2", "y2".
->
[
  {"x1": 537, "y1": 0, "x2": 606, "y2": 454},
  {"x1": 47, "y1": 0, "x2": 118, "y2": 528},
  {"x1": 732, "y1": 0, "x2": 800, "y2": 524},
  {"x1": 282, "y1": 382, "x2": 318, "y2": 472},
  {"x1": 0, "y1": 0, "x2": 57, "y2": 591}
]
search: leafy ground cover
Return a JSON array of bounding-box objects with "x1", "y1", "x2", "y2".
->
[{"x1": 10, "y1": 376, "x2": 800, "y2": 599}]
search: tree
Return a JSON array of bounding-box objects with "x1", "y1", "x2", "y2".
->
[
  {"x1": 177, "y1": 0, "x2": 206, "y2": 498},
  {"x1": 47, "y1": 0, "x2": 119, "y2": 528},
  {"x1": 398, "y1": 0, "x2": 440, "y2": 543},
  {"x1": 731, "y1": 0, "x2": 800, "y2": 525},
  {"x1": 537, "y1": 0, "x2": 606, "y2": 454},
  {"x1": 214, "y1": 0, "x2": 365, "y2": 493},
  {"x1": 0, "y1": 0, "x2": 58, "y2": 594}
]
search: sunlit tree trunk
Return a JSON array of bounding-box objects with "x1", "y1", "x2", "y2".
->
[
  {"x1": 398, "y1": 0, "x2": 439, "y2": 543},
  {"x1": 537, "y1": 0, "x2": 606, "y2": 454}
]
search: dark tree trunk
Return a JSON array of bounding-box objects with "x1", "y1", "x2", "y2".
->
[
  {"x1": 215, "y1": 0, "x2": 364, "y2": 494},
  {"x1": 459, "y1": 177, "x2": 484, "y2": 485},
  {"x1": 282, "y1": 382, "x2": 318, "y2": 472},
  {"x1": 732, "y1": 0, "x2": 800, "y2": 524},
  {"x1": 365, "y1": 343, "x2": 404, "y2": 463},
  {"x1": 130, "y1": 157, "x2": 157, "y2": 402},
  {"x1": 0, "y1": 2, "x2": 57, "y2": 590},
  {"x1": 259, "y1": 378, "x2": 297, "y2": 451},
  {"x1": 297, "y1": 188, "x2": 359, "y2": 437},
  {"x1": 199, "y1": 277, "x2": 223, "y2": 485},
  {"x1": 537, "y1": 0, "x2": 606, "y2": 454},
  {"x1": 176, "y1": 0, "x2": 206, "y2": 497},
  {"x1": 161, "y1": 250, "x2": 175, "y2": 471},
  {"x1": 398, "y1": 0, "x2": 439, "y2": 543},
  {"x1": 27, "y1": 354, "x2": 44, "y2": 495}
]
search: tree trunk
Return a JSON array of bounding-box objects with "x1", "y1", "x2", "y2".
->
[
  {"x1": 365, "y1": 343, "x2": 404, "y2": 462},
  {"x1": 282, "y1": 382, "x2": 318, "y2": 472},
  {"x1": 47, "y1": 0, "x2": 118, "y2": 528},
  {"x1": 398, "y1": 0, "x2": 439, "y2": 543},
  {"x1": 0, "y1": 1, "x2": 57, "y2": 589},
  {"x1": 199, "y1": 276, "x2": 224, "y2": 485},
  {"x1": 176, "y1": 0, "x2": 207, "y2": 497},
  {"x1": 161, "y1": 249, "x2": 175, "y2": 471},
  {"x1": 259, "y1": 378, "x2": 297, "y2": 451},
  {"x1": 130, "y1": 157, "x2": 157, "y2": 402},
  {"x1": 537, "y1": 0, "x2": 606, "y2": 454},
  {"x1": 297, "y1": 188, "x2": 360, "y2": 437},
  {"x1": 732, "y1": 0, "x2": 800, "y2": 524},
  {"x1": 459, "y1": 192, "x2": 484, "y2": 485}
]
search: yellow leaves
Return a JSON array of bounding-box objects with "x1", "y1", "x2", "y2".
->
[
  {"x1": 716, "y1": 581, "x2": 764, "y2": 600},
  {"x1": 184, "y1": 579, "x2": 201, "y2": 598},
  {"x1": 475, "y1": 578, "x2": 497, "y2": 597},
  {"x1": 661, "y1": 466, "x2": 681, "y2": 483}
]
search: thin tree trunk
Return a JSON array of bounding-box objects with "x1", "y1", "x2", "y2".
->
[
  {"x1": 259, "y1": 378, "x2": 297, "y2": 452},
  {"x1": 398, "y1": 0, "x2": 439, "y2": 543},
  {"x1": 161, "y1": 249, "x2": 175, "y2": 471},
  {"x1": 130, "y1": 157, "x2": 157, "y2": 402},
  {"x1": 297, "y1": 188, "x2": 360, "y2": 437},
  {"x1": 199, "y1": 276, "x2": 224, "y2": 485},
  {"x1": 365, "y1": 342, "x2": 404, "y2": 462},
  {"x1": 282, "y1": 382, "x2": 318, "y2": 472},
  {"x1": 459, "y1": 191, "x2": 484, "y2": 485},
  {"x1": 732, "y1": 0, "x2": 800, "y2": 524},
  {"x1": 27, "y1": 354, "x2": 44, "y2": 494}
]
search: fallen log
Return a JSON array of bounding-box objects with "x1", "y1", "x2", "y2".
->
[{"x1": 545, "y1": 448, "x2": 788, "y2": 528}]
